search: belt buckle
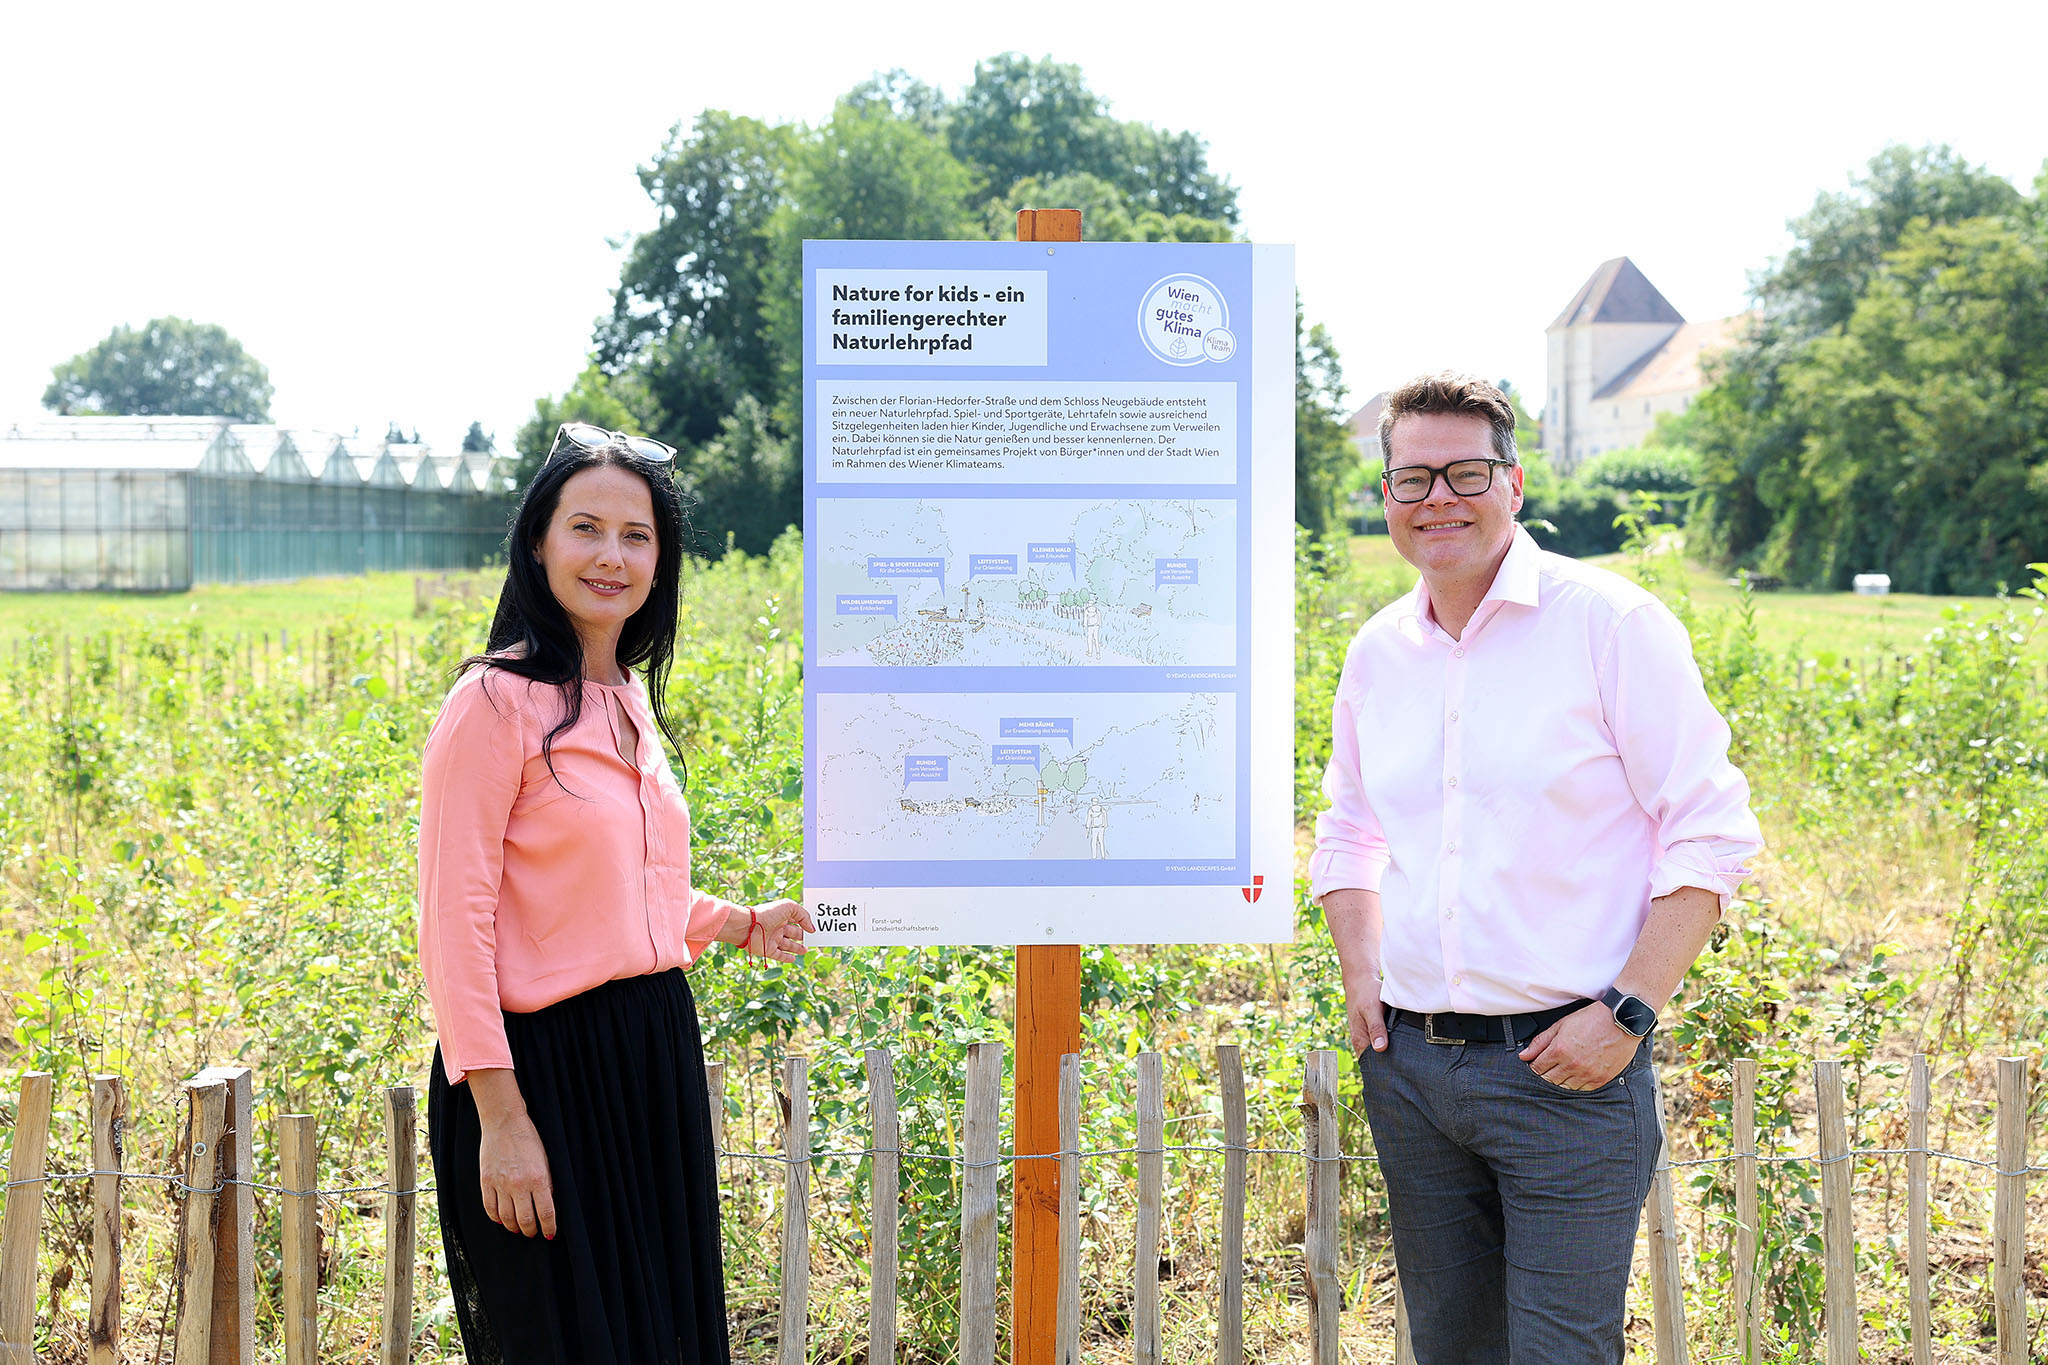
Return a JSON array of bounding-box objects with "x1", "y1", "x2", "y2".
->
[{"x1": 1422, "y1": 1013, "x2": 1467, "y2": 1045}]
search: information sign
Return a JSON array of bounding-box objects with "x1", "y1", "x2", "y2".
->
[{"x1": 802, "y1": 240, "x2": 1294, "y2": 945}]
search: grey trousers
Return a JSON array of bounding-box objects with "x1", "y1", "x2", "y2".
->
[{"x1": 1357, "y1": 1016, "x2": 1660, "y2": 1364}]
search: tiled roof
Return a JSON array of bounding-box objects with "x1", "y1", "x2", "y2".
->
[{"x1": 1594, "y1": 314, "x2": 1752, "y2": 399}]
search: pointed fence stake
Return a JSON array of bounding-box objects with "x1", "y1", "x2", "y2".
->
[
  {"x1": 1815, "y1": 1059, "x2": 1859, "y2": 1365},
  {"x1": 380, "y1": 1086, "x2": 417, "y2": 1365},
  {"x1": 958, "y1": 1041, "x2": 1003, "y2": 1365},
  {"x1": 172, "y1": 1078, "x2": 228, "y2": 1365},
  {"x1": 1645, "y1": 1066, "x2": 1690, "y2": 1364},
  {"x1": 1907, "y1": 1055, "x2": 1930, "y2": 1365},
  {"x1": 778, "y1": 1056, "x2": 810, "y2": 1365},
  {"x1": 1134, "y1": 1052, "x2": 1164, "y2": 1365},
  {"x1": 1216, "y1": 1044, "x2": 1246, "y2": 1365},
  {"x1": 89, "y1": 1075, "x2": 125, "y2": 1365},
  {"x1": 1991, "y1": 1057, "x2": 2029, "y2": 1365},
  {"x1": 1733, "y1": 1057, "x2": 1761, "y2": 1364},
  {"x1": 279, "y1": 1114, "x2": 320, "y2": 1365},
  {"x1": 193, "y1": 1064, "x2": 254, "y2": 1365},
  {"x1": 866, "y1": 1049, "x2": 900, "y2": 1365},
  {"x1": 0, "y1": 1072, "x2": 53, "y2": 1365},
  {"x1": 1302, "y1": 1050, "x2": 1340, "y2": 1365},
  {"x1": 1057, "y1": 1054, "x2": 1082, "y2": 1365}
]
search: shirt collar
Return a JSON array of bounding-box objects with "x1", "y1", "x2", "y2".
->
[{"x1": 1397, "y1": 525, "x2": 1543, "y2": 634}]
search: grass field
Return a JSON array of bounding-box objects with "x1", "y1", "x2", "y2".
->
[
  {"x1": 0, "y1": 570, "x2": 500, "y2": 645},
  {"x1": 1348, "y1": 532, "x2": 2048, "y2": 665}
]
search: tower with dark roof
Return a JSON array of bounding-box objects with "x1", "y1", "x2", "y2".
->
[{"x1": 1543, "y1": 258, "x2": 1693, "y2": 470}]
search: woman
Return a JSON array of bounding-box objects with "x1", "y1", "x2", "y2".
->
[{"x1": 418, "y1": 424, "x2": 813, "y2": 1364}]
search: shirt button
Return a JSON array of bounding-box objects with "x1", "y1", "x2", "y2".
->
[
  {"x1": 1449, "y1": 711, "x2": 1460, "y2": 722},
  {"x1": 1443, "y1": 907, "x2": 1455, "y2": 919},
  {"x1": 1447, "y1": 776, "x2": 1459, "y2": 788},
  {"x1": 1452, "y1": 974, "x2": 1464, "y2": 987},
  {"x1": 1446, "y1": 842, "x2": 1458, "y2": 854},
  {"x1": 1453, "y1": 648, "x2": 1465, "y2": 658}
]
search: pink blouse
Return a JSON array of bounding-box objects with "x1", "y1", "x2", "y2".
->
[{"x1": 417, "y1": 665, "x2": 744, "y2": 1082}]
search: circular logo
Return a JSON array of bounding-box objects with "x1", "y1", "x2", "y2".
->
[{"x1": 1138, "y1": 273, "x2": 1229, "y2": 366}]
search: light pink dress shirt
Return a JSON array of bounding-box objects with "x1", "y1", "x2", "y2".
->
[
  {"x1": 417, "y1": 665, "x2": 744, "y2": 1082},
  {"x1": 1309, "y1": 527, "x2": 1762, "y2": 1016}
]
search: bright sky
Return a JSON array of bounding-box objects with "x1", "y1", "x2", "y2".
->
[{"x1": 4, "y1": 1, "x2": 2043, "y2": 455}]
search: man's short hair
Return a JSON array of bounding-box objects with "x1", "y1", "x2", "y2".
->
[{"x1": 1378, "y1": 372, "x2": 1519, "y2": 465}]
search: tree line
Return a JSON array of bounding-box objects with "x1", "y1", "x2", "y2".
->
[
  {"x1": 517, "y1": 53, "x2": 1359, "y2": 553},
  {"x1": 1677, "y1": 144, "x2": 2048, "y2": 593}
]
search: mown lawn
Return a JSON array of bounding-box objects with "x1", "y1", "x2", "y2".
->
[
  {"x1": 0, "y1": 570, "x2": 499, "y2": 645},
  {"x1": 1349, "y1": 532, "x2": 2048, "y2": 665}
]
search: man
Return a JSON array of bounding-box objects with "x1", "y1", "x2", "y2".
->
[{"x1": 1311, "y1": 372, "x2": 1761, "y2": 1363}]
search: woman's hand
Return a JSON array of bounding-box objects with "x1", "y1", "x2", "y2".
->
[
  {"x1": 466, "y1": 1069, "x2": 556, "y2": 1239},
  {"x1": 750, "y1": 899, "x2": 816, "y2": 963}
]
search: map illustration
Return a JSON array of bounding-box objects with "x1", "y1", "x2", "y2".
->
[
  {"x1": 816, "y1": 498, "x2": 1235, "y2": 667},
  {"x1": 813, "y1": 691, "x2": 1233, "y2": 862}
]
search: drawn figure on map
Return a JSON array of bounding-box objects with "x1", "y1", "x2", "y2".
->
[
  {"x1": 1082, "y1": 597, "x2": 1103, "y2": 659},
  {"x1": 1086, "y1": 799, "x2": 1108, "y2": 858}
]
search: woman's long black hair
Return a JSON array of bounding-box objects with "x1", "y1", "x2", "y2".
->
[{"x1": 462, "y1": 440, "x2": 698, "y2": 785}]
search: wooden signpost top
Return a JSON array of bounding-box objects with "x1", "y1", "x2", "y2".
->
[{"x1": 1011, "y1": 204, "x2": 1083, "y2": 1365}]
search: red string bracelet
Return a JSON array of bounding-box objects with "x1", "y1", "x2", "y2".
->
[{"x1": 747, "y1": 906, "x2": 761, "y2": 956}]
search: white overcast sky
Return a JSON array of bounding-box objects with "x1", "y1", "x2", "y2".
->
[{"x1": 3, "y1": 0, "x2": 2044, "y2": 455}]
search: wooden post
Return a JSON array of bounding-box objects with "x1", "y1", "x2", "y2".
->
[
  {"x1": 1645, "y1": 1067, "x2": 1690, "y2": 1365},
  {"x1": 380, "y1": 1086, "x2": 417, "y2": 1365},
  {"x1": 89, "y1": 1075, "x2": 125, "y2": 1365},
  {"x1": 959, "y1": 1041, "x2": 1003, "y2": 1365},
  {"x1": 778, "y1": 1056, "x2": 810, "y2": 1365},
  {"x1": 173, "y1": 1078, "x2": 228, "y2": 1365},
  {"x1": 705, "y1": 1062, "x2": 726, "y2": 1163},
  {"x1": 1216, "y1": 1044, "x2": 1247, "y2": 1365},
  {"x1": 193, "y1": 1064, "x2": 254, "y2": 1365},
  {"x1": 1394, "y1": 1272, "x2": 1417, "y2": 1365},
  {"x1": 1134, "y1": 1052, "x2": 1164, "y2": 1365},
  {"x1": 1814, "y1": 1060, "x2": 1858, "y2": 1365},
  {"x1": 0, "y1": 1072, "x2": 53, "y2": 1365},
  {"x1": 1991, "y1": 1057, "x2": 2028, "y2": 1365},
  {"x1": 1056, "y1": 1054, "x2": 1082, "y2": 1365},
  {"x1": 866, "y1": 1049, "x2": 899, "y2": 1365},
  {"x1": 1733, "y1": 1057, "x2": 1761, "y2": 1364},
  {"x1": 1302, "y1": 1050, "x2": 1340, "y2": 1365},
  {"x1": 1906, "y1": 1054, "x2": 1930, "y2": 1365},
  {"x1": 1010, "y1": 203, "x2": 1085, "y2": 1365},
  {"x1": 278, "y1": 1115, "x2": 319, "y2": 1365}
]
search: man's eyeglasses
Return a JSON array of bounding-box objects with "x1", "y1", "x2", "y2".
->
[
  {"x1": 1382, "y1": 458, "x2": 1515, "y2": 504},
  {"x1": 548, "y1": 422, "x2": 676, "y2": 466}
]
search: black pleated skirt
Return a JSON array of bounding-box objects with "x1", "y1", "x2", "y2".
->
[{"x1": 428, "y1": 969, "x2": 729, "y2": 1365}]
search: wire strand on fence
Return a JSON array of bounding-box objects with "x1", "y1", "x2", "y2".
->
[{"x1": 6, "y1": 1146, "x2": 2039, "y2": 1194}]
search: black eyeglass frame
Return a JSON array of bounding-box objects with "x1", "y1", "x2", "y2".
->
[
  {"x1": 1380, "y1": 457, "x2": 1517, "y2": 504},
  {"x1": 547, "y1": 422, "x2": 677, "y2": 467}
]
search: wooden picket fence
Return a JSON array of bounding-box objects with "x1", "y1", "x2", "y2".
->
[{"x1": 0, "y1": 1048, "x2": 2037, "y2": 1363}]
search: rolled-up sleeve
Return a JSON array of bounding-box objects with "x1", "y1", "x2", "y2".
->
[
  {"x1": 1309, "y1": 648, "x2": 1391, "y2": 902},
  {"x1": 417, "y1": 671, "x2": 524, "y2": 1083},
  {"x1": 1602, "y1": 603, "x2": 1763, "y2": 909}
]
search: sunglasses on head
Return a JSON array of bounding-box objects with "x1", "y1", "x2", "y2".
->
[{"x1": 547, "y1": 422, "x2": 676, "y2": 466}]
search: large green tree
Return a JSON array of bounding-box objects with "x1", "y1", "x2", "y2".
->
[
  {"x1": 1688, "y1": 145, "x2": 2048, "y2": 589},
  {"x1": 45, "y1": 317, "x2": 273, "y2": 421},
  {"x1": 1295, "y1": 307, "x2": 1354, "y2": 539},
  {"x1": 560, "y1": 58, "x2": 1265, "y2": 554}
]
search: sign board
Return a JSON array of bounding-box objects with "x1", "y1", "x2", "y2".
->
[{"x1": 801, "y1": 240, "x2": 1294, "y2": 945}]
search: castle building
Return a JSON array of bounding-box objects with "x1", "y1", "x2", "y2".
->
[{"x1": 1543, "y1": 258, "x2": 1745, "y2": 471}]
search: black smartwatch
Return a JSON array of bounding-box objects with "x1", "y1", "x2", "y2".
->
[{"x1": 1600, "y1": 986, "x2": 1658, "y2": 1038}]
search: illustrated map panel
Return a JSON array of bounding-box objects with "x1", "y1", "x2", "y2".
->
[
  {"x1": 814, "y1": 691, "x2": 1234, "y2": 863},
  {"x1": 817, "y1": 497, "x2": 1235, "y2": 668}
]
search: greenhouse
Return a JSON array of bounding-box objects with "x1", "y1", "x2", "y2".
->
[{"x1": 0, "y1": 417, "x2": 517, "y2": 590}]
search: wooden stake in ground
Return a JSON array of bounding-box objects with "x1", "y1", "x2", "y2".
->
[
  {"x1": 381, "y1": 1086, "x2": 417, "y2": 1365},
  {"x1": 1133, "y1": 1052, "x2": 1164, "y2": 1365},
  {"x1": 1010, "y1": 202, "x2": 1085, "y2": 1365},
  {"x1": 1814, "y1": 1059, "x2": 1859, "y2": 1365},
  {"x1": 1907, "y1": 1054, "x2": 1930, "y2": 1365},
  {"x1": 278, "y1": 1115, "x2": 319, "y2": 1365},
  {"x1": 778, "y1": 1056, "x2": 810, "y2": 1365},
  {"x1": 173, "y1": 1078, "x2": 228, "y2": 1365},
  {"x1": 1733, "y1": 1056, "x2": 1762, "y2": 1365},
  {"x1": 89, "y1": 1075, "x2": 126, "y2": 1365},
  {"x1": 1302, "y1": 1050, "x2": 1340, "y2": 1365},
  {"x1": 193, "y1": 1064, "x2": 254, "y2": 1365},
  {"x1": 1990, "y1": 1056, "x2": 2028, "y2": 1365},
  {"x1": 1217, "y1": 1044, "x2": 1247, "y2": 1365},
  {"x1": 1056, "y1": 1054, "x2": 1082, "y2": 1365},
  {"x1": 1645, "y1": 1067, "x2": 1690, "y2": 1365},
  {"x1": 866, "y1": 1049, "x2": 900, "y2": 1365},
  {"x1": 0, "y1": 1071, "x2": 54, "y2": 1365},
  {"x1": 959, "y1": 1041, "x2": 1003, "y2": 1365}
]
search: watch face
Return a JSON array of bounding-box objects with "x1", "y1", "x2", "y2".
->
[{"x1": 1613, "y1": 994, "x2": 1657, "y2": 1036}]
